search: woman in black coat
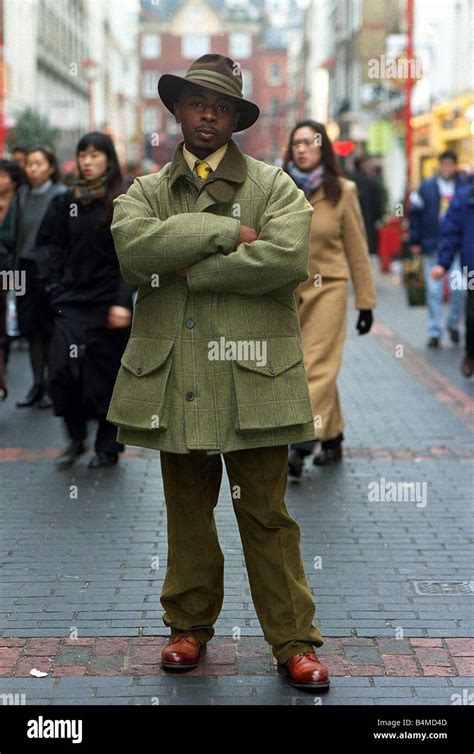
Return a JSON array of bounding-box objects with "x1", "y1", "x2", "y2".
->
[
  {"x1": 47, "y1": 132, "x2": 134, "y2": 470},
  {"x1": 13, "y1": 146, "x2": 66, "y2": 407}
]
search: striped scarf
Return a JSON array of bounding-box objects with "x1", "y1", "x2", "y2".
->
[
  {"x1": 73, "y1": 170, "x2": 108, "y2": 205},
  {"x1": 286, "y1": 161, "x2": 325, "y2": 198}
]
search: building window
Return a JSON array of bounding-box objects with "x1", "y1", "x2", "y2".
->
[
  {"x1": 242, "y1": 69, "x2": 252, "y2": 97},
  {"x1": 182, "y1": 35, "x2": 210, "y2": 59},
  {"x1": 143, "y1": 106, "x2": 159, "y2": 133},
  {"x1": 142, "y1": 70, "x2": 158, "y2": 98},
  {"x1": 268, "y1": 62, "x2": 281, "y2": 85},
  {"x1": 229, "y1": 32, "x2": 252, "y2": 59},
  {"x1": 269, "y1": 97, "x2": 279, "y2": 117},
  {"x1": 142, "y1": 33, "x2": 161, "y2": 59}
]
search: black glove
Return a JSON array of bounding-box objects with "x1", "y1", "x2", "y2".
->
[{"x1": 356, "y1": 309, "x2": 373, "y2": 335}]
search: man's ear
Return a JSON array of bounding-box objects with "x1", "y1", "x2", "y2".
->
[
  {"x1": 233, "y1": 110, "x2": 240, "y2": 132},
  {"x1": 173, "y1": 101, "x2": 181, "y2": 123}
]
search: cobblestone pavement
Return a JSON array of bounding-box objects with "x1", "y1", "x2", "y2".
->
[{"x1": 0, "y1": 260, "x2": 472, "y2": 705}]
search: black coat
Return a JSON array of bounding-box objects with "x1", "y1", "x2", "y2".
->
[
  {"x1": 47, "y1": 190, "x2": 135, "y2": 418},
  {"x1": 348, "y1": 169, "x2": 385, "y2": 254},
  {"x1": 48, "y1": 189, "x2": 134, "y2": 311},
  {"x1": 13, "y1": 186, "x2": 66, "y2": 336}
]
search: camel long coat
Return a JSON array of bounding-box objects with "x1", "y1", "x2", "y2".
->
[{"x1": 295, "y1": 178, "x2": 376, "y2": 441}]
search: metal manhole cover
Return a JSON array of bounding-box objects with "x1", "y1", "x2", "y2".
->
[{"x1": 413, "y1": 580, "x2": 474, "y2": 595}]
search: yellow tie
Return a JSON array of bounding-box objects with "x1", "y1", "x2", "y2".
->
[{"x1": 194, "y1": 160, "x2": 213, "y2": 181}]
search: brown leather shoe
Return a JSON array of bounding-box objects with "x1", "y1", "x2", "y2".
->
[
  {"x1": 313, "y1": 445, "x2": 342, "y2": 465},
  {"x1": 161, "y1": 634, "x2": 207, "y2": 670},
  {"x1": 277, "y1": 651, "x2": 330, "y2": 690}
]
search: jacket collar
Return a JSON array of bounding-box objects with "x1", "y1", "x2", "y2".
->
[{"x1": 170, "y1": 137, "x2": 247, "y2": 204}]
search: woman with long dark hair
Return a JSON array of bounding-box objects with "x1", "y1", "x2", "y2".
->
[
  {"x1": 13, "y1": 146, "x2": 66, "y2": 407},
  {"x1": 283, "y1": 120, "x2": 376, "y2": 475},
  {"x1": 48, "y1": 132, "x2": 134, "y2": 469}
]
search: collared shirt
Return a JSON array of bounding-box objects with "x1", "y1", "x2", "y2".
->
[{"x1": 182, "y1": 141, "x2": 229, "y2": 176}]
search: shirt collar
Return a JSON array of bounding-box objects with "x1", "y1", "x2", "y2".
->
[
  {"x1": 169, "y1": 138, "x2": 247, "y2": 204},
  {"x1": 182, "y1": 142, "x2": 229, "y2": 174}
]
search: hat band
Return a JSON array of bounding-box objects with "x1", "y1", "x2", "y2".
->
[{"x1": 185, "y1": 69, "x2": 242, "y2": 98}]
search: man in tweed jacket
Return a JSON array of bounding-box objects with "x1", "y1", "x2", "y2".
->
[{"x1": 107, "y1": 54, "x2": 329, "y2": 690}]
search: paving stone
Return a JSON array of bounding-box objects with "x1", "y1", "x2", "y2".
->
[{"x1": 0, "y1": 264, "x2": 472, "y2": 704}]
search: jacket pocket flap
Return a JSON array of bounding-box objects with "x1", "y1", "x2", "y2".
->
[
  {"x1": 120, "y1": 336, "x2": 175, "y2": 376},
  {"x1": 234, "y1": 336, "x2": 303, "y2": 376}
]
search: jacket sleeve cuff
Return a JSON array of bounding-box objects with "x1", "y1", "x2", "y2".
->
[
  {"x1": 223, "y1": 218, "x2": 241, "y2": 256},
  {"x1": 186, "y1": 219, "x2": 240, "y2": 291},
  {"x1": 186, "y1": 254, "x2": 220, "y2": 292}
]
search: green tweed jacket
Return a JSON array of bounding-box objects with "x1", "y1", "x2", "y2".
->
[{"x1": 106, "y1": 138, "x2": 317, "y2": 454}]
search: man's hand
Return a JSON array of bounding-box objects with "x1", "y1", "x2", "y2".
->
[
  {"x1": 107, "y1": 305, "x2": 132, "y2": 328},
  {"x1": 236, "y1": 225, "x2": 258, "y2": 246},
  {"x1": 409, "y1": 244, "x2": 422, "y2": 256},
  {"x1": 176, "y1": 269, "x2": 187, "y2": 277},
  {"x1": 431, "y1": 265, "x2": 446, "y2": 281}
]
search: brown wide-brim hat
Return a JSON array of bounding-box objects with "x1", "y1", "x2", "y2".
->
[{"x1": 158, "y1": 53, "x2": 260, "y2": 132}]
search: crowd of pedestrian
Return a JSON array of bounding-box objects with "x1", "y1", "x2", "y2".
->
[
  {"x1": 0, "y1": 134, "x2": 134, "y2": 468},
  {"x1": 0, "y1": 51, "x2": 472, "y2": 692},
  {"x1": 0, "y1": 114, "x2": 472, "y2": 477}
]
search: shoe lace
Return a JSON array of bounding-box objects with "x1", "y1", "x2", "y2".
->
[{"x1": 169, "y1": 634, "x2": 196, "y2": 644}]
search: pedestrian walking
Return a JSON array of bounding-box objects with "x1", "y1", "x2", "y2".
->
[
  {"x1": 0, "y1": 159, "x2": 24, "y2": 401},
  {"x1": 408, "y1": 150, "x2": 465, "y2": 347},
  {"x1": 107, "y1": 54, "x2": 330, "y2": 690},
  {"x1": 11, "y1": 145, "x2": 27, "y2": 172},
  {"x1": 348, "y1": 155, "x2": 385, "y2": 255},
  {"x1": 284, "y1": 120, "x2": 376, "y2": 474},
  {"x1": 431, "y1": 177, "x2": 474, "y2": 377},
  {"x1": 47, "y1": 132, "x2": 134, "y2": 470},
  {"x1": 12, "y1": 146, "x2": 66, "y2": 408}
]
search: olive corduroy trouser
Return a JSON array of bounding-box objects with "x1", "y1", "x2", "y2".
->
[{"x1": 159, "y1": 444, "x2": 324, "y2": 665}]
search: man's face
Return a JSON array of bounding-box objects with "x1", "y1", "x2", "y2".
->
[
  {"x1": 173, "y1": 84, "x2": 240, "y2": 158},
  {"x1": 12, "y1": 150, "x2": 26, "y2": 169},
  {"x1": 439, "y1": 158, "x2": 457, "y2": 180}
]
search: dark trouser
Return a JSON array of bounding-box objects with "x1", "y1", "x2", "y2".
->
[
  {"x1": 290, "y1": 432, "x2": 344, "y2": 455},
  {"x1": 28, "y1": 330, "x2": 51, "y2": 387},
  {"x1": 16, "y1": 258, "x2": 53, "y2": 388},
  {"x1": 466, "y1": 288, "x2": 474, "y2": 358},
  {"x1": 159, "y1": 444, "x2": 324, "y2": 665},
  {"x1": 63, "y1": 409, "x2": 124, "y2": 455}
]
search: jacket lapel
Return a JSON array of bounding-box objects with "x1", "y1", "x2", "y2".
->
[{"x1": 170, "y1": 138, "x2": 247, "y2": 210}]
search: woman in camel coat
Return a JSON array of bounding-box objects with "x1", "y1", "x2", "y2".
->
[{"x1": 284, "y1": 120, "x2": 377, "y2": 475}]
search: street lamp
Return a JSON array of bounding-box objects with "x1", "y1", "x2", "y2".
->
[{"x1": 81, "y1": 58, "x2": 99, "y2": 132}]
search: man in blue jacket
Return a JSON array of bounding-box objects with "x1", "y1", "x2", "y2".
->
[
  {"x1": 409, "y1": 150, "x2": 465, "y2": 347},
  {"x1": 431, "y1": 177, "x2": 474, "y2": 377}
]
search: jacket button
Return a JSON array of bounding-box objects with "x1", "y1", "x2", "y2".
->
[
  {"x1": 268, "y1": 367, "x2": 276, "y2": 375},
  {"x1": 136, "y1": 367, "x2": 143, "y2": 374},
  {"x1": 185, "y1": 391, "x2": 195, "y2": 401},
  {"x1": 184, "y1": 182, "x2": 190, "y2": 191},
  {"x1": 185, "y1": 318, "x2": 195, "y2": 329}
]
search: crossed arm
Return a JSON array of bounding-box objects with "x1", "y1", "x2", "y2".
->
[{"x1": 111, "y1": 170, "x2": 313, "y2": 296}]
